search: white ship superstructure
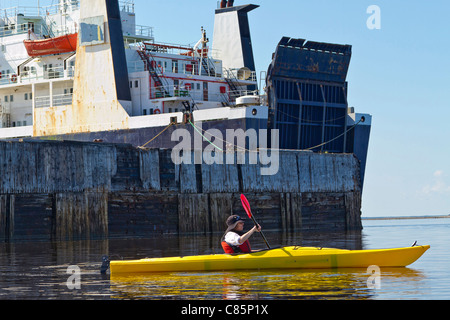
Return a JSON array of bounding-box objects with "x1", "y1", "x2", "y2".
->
[{"x1": 0, "y1": 0, "x2": 264, "y2": 139}]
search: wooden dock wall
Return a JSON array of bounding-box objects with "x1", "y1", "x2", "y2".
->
[{"x1": 0, "y1": 140, "x2": 362, "y2": 242}]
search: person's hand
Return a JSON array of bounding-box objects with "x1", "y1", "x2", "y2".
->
[{"x1": 253, "y1": 225, "x2": 262, "y2": 233}]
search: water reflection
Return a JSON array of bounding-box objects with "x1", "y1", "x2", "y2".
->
[
  {"x1": 0, "y1": 230, "x2": 428, "y2": 300},
  {"x1": 110, "y1": 268, "x2": 425, "y2": 300},
  {"x1": 110, "y1": 270, "x2": 367, "y2": 300}
]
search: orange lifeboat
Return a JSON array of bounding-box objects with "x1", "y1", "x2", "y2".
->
[{"x1": 23, "y1": 33, "x2": 78, "y2": 57}]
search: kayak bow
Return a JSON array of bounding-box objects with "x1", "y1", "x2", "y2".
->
[{"x1": 109, "y1": 245, "x2": 430, "y2": 274}]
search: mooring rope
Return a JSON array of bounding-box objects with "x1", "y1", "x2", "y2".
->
[
  {"x1": 139, "y1": 115, "x2": 364, "y2": 154},
  {"x1": 138, "y1": 121, "x2": 175, "y2": 149},
  {"x1": 306, "y1": 118, "x2": 364, "y2": 151},
  {"x1": 188, "y1": 119, "x2": 224, "y2": 152}
]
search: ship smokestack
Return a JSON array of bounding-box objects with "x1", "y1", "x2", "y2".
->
[
  {"x1": 212, "y1": 3, "x2": 258, "y2": 90},
  {"x1": 220, "y1": 0, "x2": 227, "y2": 8}
]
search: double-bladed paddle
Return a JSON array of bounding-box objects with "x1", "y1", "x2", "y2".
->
[{"x1": 240, "y1": 194, "x2": 271, "y2": 249}]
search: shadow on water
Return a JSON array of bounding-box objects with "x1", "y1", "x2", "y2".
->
[{"x1": 0, "y1": 229, "x2": 426, "y2": 300}]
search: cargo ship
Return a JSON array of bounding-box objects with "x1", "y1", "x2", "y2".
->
[{"x1": 0, "y1": 0, "x2": 371, "y2": 185}]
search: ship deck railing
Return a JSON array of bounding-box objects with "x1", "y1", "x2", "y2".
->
[
  {"x1": 35, "y1": 93, "x2": 73, "y2": 108},
  {"x1": 119, "y1": 0, "x2": 135, "y2": 13},
  {"x1": 149, "y1": 84, "x2": 259, "y2": 105},
  {"x1": 134, "y1": 25, "x2": 154, "y2": 39},
  {"x1": 137, "y1": 41, "x2": 221, "y2": 64},
  {"x1": 0, "y1": 22, "x2": 38, "y2": 37},
  {"x1": 127, "y1": 59, "x2": 223, "y2": 79},
  {"x1": 150, "y1": 85, "x2": 197, "y2": 100},
  {"x1": 0, "y1": 66, "x2": 74, "y2": 87},
  {"x1": 1, "y1": 2, "x2": 80, "y2": 21},
  {"x1": 151, "y1": 84, "x2": 225, "y2": 103},
  {"x1": 223, "y1": 68, "x2": 257, "y2": 83},
  {"x1": 0, "y1": 21, "x2": 74, "y2": 39}
]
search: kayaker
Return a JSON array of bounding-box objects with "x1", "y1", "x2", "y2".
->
[{"x1": 221, "y1": 215, "x2": 262, "y2": 254}]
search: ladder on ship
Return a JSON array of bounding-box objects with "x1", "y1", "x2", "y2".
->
[
  {"x1": 181, "y1": 90, "x2": 198, "y2": 112},
  {"x1": 0, "y1": 104, "x2": 11, "y2": 128},
  {"x1": 137, "y1": 50, "x2": 170, "y2": 97},
  {"x1": 224, "y1": 69, "x2": 240, "y2": 102},
  {"x1": 201, "y1": 57, "x2": 216, "y2": 77},
  {"x1": 138, "y1": 49, "x2": 198, "y2": 113}
]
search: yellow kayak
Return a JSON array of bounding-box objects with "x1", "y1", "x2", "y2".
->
[{"x1": 109, "y1": 245, "x2": 430, "y2": 274}]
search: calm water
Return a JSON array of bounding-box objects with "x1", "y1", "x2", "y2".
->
[{"x1": 0, "y1": 218, "x2": 449, "y2": 300}]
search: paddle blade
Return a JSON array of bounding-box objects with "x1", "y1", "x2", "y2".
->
[{"x1": 240, "y1": 194, "x2": 252, "y2": 219}]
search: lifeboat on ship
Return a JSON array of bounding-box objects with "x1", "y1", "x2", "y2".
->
[{"x1": 23, "y1": 33, "x2": 78, "y2": 57}]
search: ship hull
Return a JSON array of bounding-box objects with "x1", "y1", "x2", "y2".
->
[{"x1": 43, "y1": 117, "x2": 268, "y2": 148}]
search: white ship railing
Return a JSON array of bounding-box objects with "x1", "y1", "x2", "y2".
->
[
  {"x1": 1, "y1": 2, "x2": 80, "y2": 20},
  {"x1": 0, "y1": 23, "x2": 40, "y2": 37},
  {"x1": 135, "y1": 25, "x2": 154, "y2": 39},
  {"x1": 35, "y1": 93, "x2": 73, "y2": 108},
  {"x1": 0, "y1": 66, "x2": 75, "y2": 86},
  {"x1": 223, "y1": 68, "x2": 257, "y2": 82},
  {"x1": 128, "y1": 58, "x2": 223, "y2": 79},
  {"x1": 119, "y1": 0, "x2": 135, "y2": 13},
  {"x1": 149, "y1": 84, "x2": 259, "y2": 104},
  {"x1": 152, "y1": 85, "x2": 191, "y2": 100},
  {"x1": 0, "y1": 22, "x2": 75, "y2": 38}
]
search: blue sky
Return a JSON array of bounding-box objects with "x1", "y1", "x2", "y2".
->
[
  {"x1": 140, "y1": 0, "x2": 450, "y2": 217},
  {"x1": 8, "y1": 0, "x2": 449, "y2": 217}
]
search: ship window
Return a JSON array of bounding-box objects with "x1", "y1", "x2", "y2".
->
[
  {"x1": 17, "y1": 121, "x2": 22, "y2": 127},
  {"x1": 172, "y1": 60, "x2": 178, "y2": 73},
  {"x1": 10, "y1": 95, "x2": 13, "y2": 102},
  {"x1": 130, "y1": 81, "x2": 132, "y2": 88},
  {"x1": 135, "y1": 80, "x2": 139, "y2": 88},
  {"x1": 4, "y1": 96, "x2": 8, "y2": 102},
  {"x1": 25, "y1": 93, "x2": 28, "y2": 100},
  {"x1": 23, "y1": 121, "x2": 27, "y2": 126},
  {"x1": 150, "y1": 108, "x2": 154, "y2": 115},
  {"x1": 143, "y1": 109, "x2": 147, "y2": 115}
]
